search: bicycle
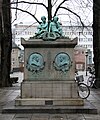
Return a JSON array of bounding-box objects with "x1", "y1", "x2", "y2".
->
[
  {"x1": 87, "y1": 71, "x2": 97, "y2": 88},
  {"x1": 87, "y1": 66, "x2": 98, "y2": 88},
  {"x1": 75, "y1": 75, "x2": 90, "y2": 99}
]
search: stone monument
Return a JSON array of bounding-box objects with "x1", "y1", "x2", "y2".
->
[{"x1": 15, "y1": 16, "x2": 84, "y2": 106}]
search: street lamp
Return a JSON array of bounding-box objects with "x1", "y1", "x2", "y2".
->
[{"x1": 85, "y1": 51, "x2": 88, "y2": 76}]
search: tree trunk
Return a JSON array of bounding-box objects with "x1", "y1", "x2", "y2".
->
[
  {"x1": 1, "y1": 0, "x2": 12, "y2": 87},
  {"x1": 47, "y1": 0, "x2": 52, "y2": 32},
  {"x1": 48, "y1": 0, "x2": 52, "y2": 21},
  {"x1": 93, "y1": 0, "x2": 100, "y2": 87},
  {"x1": 0, "y1": 0, "x2": 3, "y2": 86}
]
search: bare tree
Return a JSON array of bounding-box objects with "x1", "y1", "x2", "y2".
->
[
  {"x1": 0, "y1": 0, "x2": 2, "y2": 86},
  {"x1": 93, "y1": 0, "x2": 100, "y2": 87},
  {"x1": 11, "y1": 0, "x2": 84, "y2": 26},
  {"x1": 0, "y1": 0, "x2": 12, "y2": 87}
]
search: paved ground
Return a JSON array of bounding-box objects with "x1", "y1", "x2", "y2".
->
[{"x1": 0, "y1": 72, "x2": 100, "y2": 120}]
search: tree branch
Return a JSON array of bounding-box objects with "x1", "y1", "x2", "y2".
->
[
  {"x1": 10, "y1": 1, "x2": 47, "y2": 10},
  {"x1": 53, "y1": 0, "x2": 68, "y2": 17},
  {"x1": 52, "y1": 0, "x2": 58, "y2": 7},
  {"x1": 11, "y1": 7, "x2": 40, "y2": 23},
  {"x1": 58, "y1": 7, "x2": 85, "y2": 27}
]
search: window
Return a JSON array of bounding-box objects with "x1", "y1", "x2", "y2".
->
[
  {"x1": 88, "y1": 38, "x2": 92, "y2": 41},
  {"x1": 88, "y1": 32, "x2": 92, "y2": 35},
  {"x1": 82, "y1": 51, "x2": 84, "y2": 54},
  {"x1": 75, "y1": 50, "x2": 79, "y2": 55},
  {"x1": 12, "y1": 49, "x2": 14, "y2": 53},
  {"x1": 12, "y1": 58, "x2": 15, "y2": 61},
  {"x1": 15, "y1": 31, "x2": 17, "y2": 35}
]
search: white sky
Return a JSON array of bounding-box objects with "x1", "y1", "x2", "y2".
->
[{"x1": 11, "y1": 0, "x2": 93, "y2": 26}]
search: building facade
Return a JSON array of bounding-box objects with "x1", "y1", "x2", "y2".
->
[
  {"x1": 63, "y1": 26, "x2": 93, "y2": 63},
  {"x1": 12, "y1": 23, "x2": 37, "y2": 50},
  {"x1": 11, "y1": 42, "x2": 21, "y2": 72},
  {"x1": 74, "y1": 47, "x2": 85, "y2": 71}
]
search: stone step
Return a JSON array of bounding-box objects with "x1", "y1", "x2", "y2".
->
[{"x1": 2, "y1": 101, "x2": 98, "y2": 114}]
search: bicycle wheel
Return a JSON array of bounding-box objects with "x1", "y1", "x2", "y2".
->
[{"x1": 78, "y1": 83, "x2": 90, "y2": 99}]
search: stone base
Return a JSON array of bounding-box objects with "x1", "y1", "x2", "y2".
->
[
  {"x1": 15, "y1": 97, "x2": 84, "y2": 106},
  {"x1": 16, "y1": 80, "x2": 84, "y2": 106},
  {"x1": 21, "y1": 80, "x2": 80, "y2": 99},
  {"x1": 2, "y1": 100, "x2": 98, "y2": 114}
]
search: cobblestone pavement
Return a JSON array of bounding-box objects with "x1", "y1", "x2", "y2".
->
[{"x1": 0, "y1": 72, "x2": 100, "y2": 120}]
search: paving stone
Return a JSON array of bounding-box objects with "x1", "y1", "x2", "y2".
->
[
  {"x1": 31, "y1": 114, "x2": 49, "y2": 120},
  {"x1": 13, "y1": 114, "x2": 32, "y2": 120},
  {"x1": 67, "y1": 114, "x2": 85, "y2": 120},
  {"x1": 83, "y1": 114, "x2": 100, "y2": 120},
  {"x1": 0, "y1": 113, "x2": 15, "y2": 120},
  {"x1": 92, "y1": 94, "x2": 100, "y2": 100},
  {"x1": 87, "y1": 94, "x2": 96, "y2": 100},
  {"x1": 13, "y1": 118, "x2": 30, "y2": 120},
  {"x1": 15, "y1": 113, "x2": 32, "y2": 118},
  {"x1": 50, "y1": 114, "x2": 67, "y2": 120}
]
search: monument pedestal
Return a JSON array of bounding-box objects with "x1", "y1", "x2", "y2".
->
[
  {"x1": 15, "y1": 38, "x2": 84, "y2": 106},
  {"x1": 15, "y1": 80, "x2": 83, "y2": 106}
]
